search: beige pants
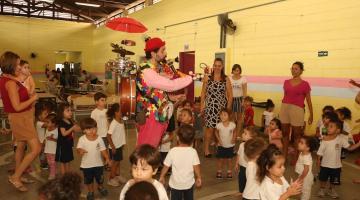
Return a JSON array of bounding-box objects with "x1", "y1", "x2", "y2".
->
[{"x1": 279, "y1": 103, "x2": 305, "y2": 127}]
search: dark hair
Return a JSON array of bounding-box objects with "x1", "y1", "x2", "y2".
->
[
  {"x1": 181, "y1": 108, "x2": 193, "y2": 118},
  {"x1": 106, "y1": 103, "x2": 121, "y2": 122},
  {"x1": 322, "y1": 111, "x2": 338, "y2": 121},
  {"x1": 270, "y1": 118, "x2": 281, "y2": 130},
  {"x1": 94, "y1": 92, "x2": 107, "y2": 101},
  {"x1": 38, "y1": 172, "x2": 82, "y2": 200},
  {"x1": 300, "y1": 136, "x2": 317, "y2": 152},
  {"x1": 57, "y1": 103, "x2": 71, "y2": 121},
  {"x1": 322, "y1": 105, "x2": 335, "y2": 113},
  {"x1": 20, "y1": 60, "x2": 28, "y2": 66},
  {"x1": 336, "y1": 107, "x2": 352, "y2": 120},
  {"x1": 210, "y1": 58, "x2": 226, "y2": 81},
  {"x1": 244, "y1": 138, "x2": 267, "y2": 160},
  {"x1": 145, "y1": 48, "x2": 160, "y2": 60},
  {"x1": 244, "y1": 126, "x2": 258, "y2": 138},
  {"x1": 265, "y1": 99, "x2": 275, "y2": 110},
  {"x1": 182, "y1": 100, "x2": 193, "y2": 107},
  {"x1": 177, "y1": 124, "x2": 195, "y2": 145},
  {"x1": 244, "y1": 96, "x2": 253, "y2": 103},
  {"x1": 35, "y1": 102, "x2": 50, "y2": 121},
  {"x1": 124, "y1": 181, "x2": 159, "y2": 200},
  {"x1": 232, "y1": 64, "x2": 242, "y2": 74},
  {"x1": 329, "y1": 118, "x2": 343, "y2": 131},
  {"x1": 46, "y1": 113, "x2": 58, "y2": 125},
  {"x1": 219, "y1": 108, "x2": 231, "y2": 117},
  {"x1": 293, "y1": 61, "x2": 304, "y2": 71},
  {"x1": 129, "y1": 144, "x2": 161, "y2": 171},
  {"x1": 257, "y1": 144, "x2": 284, "y2": 183},
  {"x1": 79, "y1": 118, "x2": 97, "y2": 130},
  {"x1": 0, "y1": 51, "x2": 20, "y2": 75}
]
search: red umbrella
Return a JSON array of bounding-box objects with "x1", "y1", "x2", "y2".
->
[{"x1": 106, "y1": 17, "x2": 147, "y2": 33}]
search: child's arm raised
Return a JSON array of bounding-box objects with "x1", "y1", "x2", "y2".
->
[
  {"x1": 194, "y1": 164, "x2": 202, "y2": 188},
  {"x1": 59, "y1": 125, "x2": 78, "y2": 137},
  {"x1": 279, "y1": 179, "x2": 302, "y2": 200}
]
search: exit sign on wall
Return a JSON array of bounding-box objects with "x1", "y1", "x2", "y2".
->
[{"x1": 318, "y1": 51, "x2": 328, "y2": 57}]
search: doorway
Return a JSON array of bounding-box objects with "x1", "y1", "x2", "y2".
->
[{"x1": 179, "y1": 51, "x2": 195, "y2": 101}]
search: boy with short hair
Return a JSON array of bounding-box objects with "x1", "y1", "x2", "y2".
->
[
  {"x1": 77, "y1": 118, "x2": 111, "y2": 200},
  {"x1": 159, "y1": 125, "x2": 202, "y2": 200},
  {"x1": 91, "y1": 92, "x2": 108, "y2": 147}
]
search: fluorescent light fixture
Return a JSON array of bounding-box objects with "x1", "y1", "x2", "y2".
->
[
  {"x1": 40, "y1": 0, "x2": 54, "y2": 3},
  {"x1": 75, "y1": 2, "x2": 101, "y2": 7}
]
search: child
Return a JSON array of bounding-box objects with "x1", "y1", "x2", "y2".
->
[
  {"x1": 215, "y1": 109, "x2": 236, "y2": 179},
  {"x1": 91, "y1": 92, "x2": 108, "y2": 148},
  {"x1": 18, "y1": 60, "x2": 35, "y2": 95},
  {"x1": 243, "y1": 96, "x2": 254, "y2": 128},
  {"x1": 55, "y1": 103, "x2": 80, "y2": 175},
  {"x1": 295, "y1": 136, "x2": 317, "y2": 200},
  {"x1": 336, "y1": 107, "x2": 353, "y2": 138},
  {"x1": 176, "y1": 100, "x2": 192, "y2": 126},
  {"x1": 125, "y1": 181, "x2": 160, "y2": 200},
  {"x1": 35, "y1": 103, "x2": 49, "y2": 170},
  {"x1": 315, "y1": 105, "x2": 335, "y2": 138},
  {"x1": 257, "y1": 144, "x2": 302, "y2": 200},
  {"x1": 265, "y1": 118, "x2": 283, "y2": 151},
  {"x1": 159, "y1": 125, "x2": 202, "y2": 200},
  {"x1": 77, "y1": 118, "x2": 111, "y2": 200},
  {"x1": 193, "y1": 99, "x2": 204, "y2": 151},
  {"x1": 234, "y1": 126, "x2": 258, "y2": 196},
  {"x1": 119, "y1": 144, "x2": 168, "y2": 200},
  {"x1": 106, "y1": 103, "x2": 127, "y2": 187},
  {"x1": 242, "y1": 138, "x2": 267, "y2": 200},
  {"x1": 179, "y1": 108, "x2": 193, "y2": 125},
  {"x1": 44, "y1": 113, "x2": 58, "y2": 180},
  {"x1": 317, "y1": 118, "x2": 360, "y2": 198},
  {"x1": 262, "y1": 99, "x2": 275, "y2": 130}
]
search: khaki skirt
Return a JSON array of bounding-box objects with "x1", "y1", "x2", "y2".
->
[{"x1": 8, "y1": 108, "x2": 37, "y2": 141}]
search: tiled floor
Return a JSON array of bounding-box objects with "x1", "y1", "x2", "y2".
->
[{"x1": 0, "y1": 126, "x2": 360, "y2": 200}]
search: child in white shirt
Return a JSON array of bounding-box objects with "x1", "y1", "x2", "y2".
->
[
  {"x1": 234, "y1": 126, "x2": 258, "y2": 196},
  {"x1": 262, "y1": 99, "x2": 275, "y2": 130},
  {"x1": 106, "y1": 103, "x2": 127, "y2": 187},
  {"x1": 296, "y1": 136, "x2": 317, "y2": 200},
  {"x1": 91, "y1": 92, "x2": 108, "y2": 147},
  {"x1": 44, "y1": 114, "x2": 58, "y2": 180},
  {"x1": 242, "y1": 138, "x2": 266, "y2": 200},
  {"x1": 258, "y1": 144, "x2": 302, "y2": 200},
  {"x1": 77, "y1": 118, "x2": 111, "y2": 200},
  {"x1": 35, "y1": 104, "x2": 49, "y2": 169},
  {"x1": 315, "y1": 105, "x2": 335, "y2": 139},
  {"x1": 159, "y1": 125, "x2": 202, "y2": 200},
  {"x1": 215, "y1": 109, "x2": 236, "y2": 179},
  {"x1": 119, "y1": 144, "x2": 168, "y2": 200}
]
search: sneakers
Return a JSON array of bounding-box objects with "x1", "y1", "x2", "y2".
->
[
  {"x1": 216, "y1": 171, "x2": 222, "y2": 179},
  {"x1": 318, "y1": 188, "x2": 325, "y2": 197},
  {"x1": 328, "y1": 188, "x2": 339, "y2": 199},
  {"x1": 107, "y1": 178, "x2": 120, "y2": 187},
  {"x1": 115, "y1": 175, "x2": 127, "y2": 184},
  {"x1": 86, "y1": 192, "x2": 95, "y2": 200},
  {"x1": 98, "y1": 187, "x2": 108, "y2": 197}
]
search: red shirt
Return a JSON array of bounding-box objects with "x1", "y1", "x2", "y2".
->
[
  {"x1": 0, "y1": 76, "x2": 31, "y2": 113},
  {"x1": 282, "y1": 79, "x2": 311, "y2": 108},
  {"x1": 244, "y1": 106, "x2": 254, "y2": 127}
]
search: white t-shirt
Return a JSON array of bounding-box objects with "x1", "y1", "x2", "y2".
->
[
  {"x1": 159, "y1": 133, "x2": 171, "y2": 152},
  {"x1": 216, "y1": 122, "x2": 236, "y2": 148},
  {"x1": 259, "y1": 176, "x2": 289, "y2": 200},
  {"x1": 317, "y1": 135, "x2": 350, "y2": 168},
  {"x1": 295, "y1": 152, "x2": 313, "y2": 175},
  {"x1": 237, "y1": 142, "x2": 248, "y2": 167},
  {"x1": 243, "y1": 161, "x2": 260, "y2": 199},
  {"x1": 90, "y1": 108, "x2": 108, "y2": 138},
  {"x1": 230, "y1": 76, "x2": 247, "y2": 97},
  {"x1": 44, "y1": 129, "x2": 58, "y2": 154},
  {"x1": 343, "y1": 121, "x2": 351, "y2": 134},
  {"x1": 77, "y1": 135, "x2": 106, "y2": 168},
  {"x1": 108, "y1": 119, "x2": 126, "y2": 149},
  {"x1": 119, "y1": 179, "x2": 168, "y2": 200},
  {"x1": 36, "y1": 121, "x2": 46, "y2": 143},
  {"x1": 164, "y1": 146, "x2": 200, "y2": 190},
  {"x1": 263, "y1": 111, "x2": 275, "y2": 127}
]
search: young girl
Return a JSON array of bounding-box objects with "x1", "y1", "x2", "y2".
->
[
  {"x1": 215, "y1": 109, "x2": 236, "y2": 179},
  {"x1": 44, "y1": 113, "x2": 58, "y2": 180},
  {"x1": 55, "y1": 103, "x2": 80, "y2": 174},
  {"x1": 265, "y1": 118, "x2": 283, "y2": 151},
  {"x1": 106, "y1": 103, "x2": 127, "y2": 187},
  {"x1": 336, "y1": 107, "x2": 354, "y2": 159},
  {"x1": 179, "y1": 108, "x2": 193, "y2": 126},
  {"x1": 35, "y1": 103, "x2": 50, "y2": 170},
  {"x1": 315, "y1": 105, "x2": 335, "y2": 138},
  {"x1": 257, "y1": 144, "x2": 302, "y2": 200},
  {"x1": 262, "y1": 99, "x2": 275, "y2": 131},
  {"x1": 18, "y1": 60, "x2": 35, "y2": 95},
  {"x1": 243, "y1": 96, "x2": 254, "y2": 128}
]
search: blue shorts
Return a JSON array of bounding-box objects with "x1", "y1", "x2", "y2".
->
[
  {"x1": 216, "y1": 146, "x2": 234, "y2": 159},
  {"x1": 319, "y1": 167, "x2": 341, "y2": 185},
  {"x1": 109, "y1": 146, "x2": 123, "y2": 161},
  {"x1": 81, "y1": 166, "x2": 104, "y2": 185}
]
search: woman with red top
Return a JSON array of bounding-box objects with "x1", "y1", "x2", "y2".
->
[
  {"x1": 0, "y1": 51, "x2": 40, "y2": 192},
  {"x1": 279, "y1": 61, "x2": 313, "y2": 161}
]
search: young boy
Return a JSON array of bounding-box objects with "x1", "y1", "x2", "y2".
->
[
  {"x1": 243, "y1": 96, "x2": 254, "y2": 128},
  {"x1": 91, "y1": 92, "x2": 108, "y2": 148},
  {"x1": 296, "y1": 136, "x2": 317, "y2": 200},
  {"x1": 119, "y1": 144, "x2": 168, "y2": 200},
  {"x1": 77, "y1": 118, "x2": 111, "y2": 200},
  {"x1": 242, "y1": 138, "x2": 267, "y2": 200},
  {"x1": 234, "y1": 126, "x2": 258, "y2": 196},
  {"x1": 159, "y1": 124, "x2": 202, "y2": 200},
  {"x1": 317, "y1": 118, "x2": 360, "y2": 198}
]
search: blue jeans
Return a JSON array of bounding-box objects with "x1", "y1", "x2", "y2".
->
[{"x1": 170, "y1": 186, "x2": 194, "y2": 200}]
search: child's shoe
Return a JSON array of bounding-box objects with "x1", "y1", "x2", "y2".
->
[
  {"x1": 107, "y1": 178, "x2": 120, "y2": 187},
  {"x1": 317, "y1": 188, "x2": 325, "y2": 197},
  {"x1": 226, "y1": 171, "x2": 233, "y2": 179},
  {"x1": 328, "y1": 188, "x2": 339, "y2": 199},
  {"x1": 216, "y1": 171, "x2": 223, "y2": 179},
  {"x1": 98, "y1": 187, "x2": 108, "y2": 196},
  {"x1": 86, "y1": 192, "x2": 95, "y2": 200}
]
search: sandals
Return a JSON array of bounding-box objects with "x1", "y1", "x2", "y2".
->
[
  {"x1": 8, "y1": 176, "x2": 28, "y2": 192},
  {"x1": 216, "y1": 171, "x2": 223, "y2": 179},
  {"x1": 226, "y1": 171, "x2": 233, "y2": 179},
  {"x1": 21, "y1": 177, "x2": 35, "y2": 184}
]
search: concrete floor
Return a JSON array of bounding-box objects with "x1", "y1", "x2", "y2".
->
[{"x1": 1, "y1": 125, "x2": 360, "y2": 200}]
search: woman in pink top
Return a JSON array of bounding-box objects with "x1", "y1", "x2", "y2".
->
[{"x1": 279, "y1": 61, "x2": 313, "y2": 160}]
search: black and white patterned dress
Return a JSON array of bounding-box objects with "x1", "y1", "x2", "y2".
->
[{"x1": 204, "y1": 78, "x2": 227, "y2": 128}]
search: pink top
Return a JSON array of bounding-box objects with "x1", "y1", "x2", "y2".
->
[
  {"x1": 266, "y1": 128, "x2": 283, "y2": 149},
  {"x1": 282, "y1": 79, "x2": 311, "y2": 108}
]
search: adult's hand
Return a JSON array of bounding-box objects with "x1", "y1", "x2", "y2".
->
[{"x1": 308, "y1": 114, "x2": 313, "y2": 125}]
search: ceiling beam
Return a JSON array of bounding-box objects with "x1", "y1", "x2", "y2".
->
[
  {"x1": 2, "y1": 0, "x2": 28, "y2": 13},
  {"x1": 0, "y1": 11, "x2": 90, "y2": 22}
]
